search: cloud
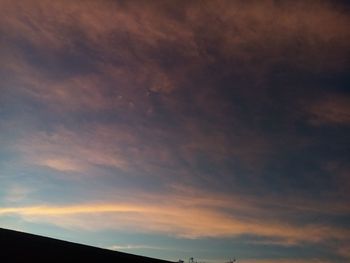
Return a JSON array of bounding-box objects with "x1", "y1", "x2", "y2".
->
[
  {"x1": 336, "y1": 244, "x2": 350, "y2": 258},
  {"x1": 4, "y1": 185, "x2": 34, "y2": 203},
  {"x1": 16, "y1": 126, "x2": 133, "y2": 173},
  {"x1": 1, "y1": 0, "x2": 349, "y2": 112},
  {"x1": 0, "y1": 0, "x2": 194, "y2": 111},
  {"x1": 38, "y1": 158, "x2": 85, "y2": 172},
  {"x1": 306, "y1": 95, "x2": 350, "y2": 125},
  {"x1": 107, "y1": 244, "x2": 169, "y2": 251},
  {"x1": 1, "y1": 1, "x2": 349, "y2": 262},
  {"x1": 1, "y1": 193, "x2": 349, "y2": 245}
]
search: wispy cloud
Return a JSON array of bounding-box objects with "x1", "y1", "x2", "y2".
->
[
  {"x1": 1, "y1": 197, "x2": 349, "y2": 246},
  {"x1": 107, "y1": 244, "x2": 169, "y2": 251},
  {"x1": 4, "y1": 185, "x2": 34, "y2": 203},
  {"x1": 16, "y1": 126, "x2": 133, "y2": 173},
  {"x1": 306, "y1": 95, "x2": 350, "y2": 125}
]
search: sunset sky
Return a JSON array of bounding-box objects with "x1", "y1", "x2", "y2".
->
[{"x1": 0, "y1": 0, "x2": 350, "y2": 262}]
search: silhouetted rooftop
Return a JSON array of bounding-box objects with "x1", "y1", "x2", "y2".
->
[{"x1": 0, "y1": 228, "x2": 174, "y2": 263}]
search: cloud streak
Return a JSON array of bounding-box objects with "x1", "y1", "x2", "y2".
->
[{"x1": 1, "y1": 196, "x2": 349, "y2": 246}]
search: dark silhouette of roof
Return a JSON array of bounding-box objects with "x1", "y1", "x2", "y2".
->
[{"x1": 0, "y1": 228, "x2": 174, "y2": 263}]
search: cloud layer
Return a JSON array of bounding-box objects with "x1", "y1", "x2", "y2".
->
[{"x1": 1, "y1": 0, "x2": 349, "y2": 262}]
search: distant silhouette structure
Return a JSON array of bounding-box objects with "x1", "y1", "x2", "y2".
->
[{"x1": 0, "y1": 228, "x2": 173, "y2": 263}]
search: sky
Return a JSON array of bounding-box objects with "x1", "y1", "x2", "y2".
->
[{"x1": 0, "y1": 0, "x2": 349, "y2": 262}]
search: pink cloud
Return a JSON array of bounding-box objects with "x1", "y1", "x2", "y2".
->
[{"x1": 306, "y1": 95, "x2": 350, "y2": 125}]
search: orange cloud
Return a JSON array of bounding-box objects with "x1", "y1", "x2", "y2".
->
[
  {"x1": 1, "y1": 195, "x2": 349, "y2": 245},
  {"x1": 16, "y1": 126, "x2": 135, "y2": 173},
  {"x1": 38, "y1": 158, "x2": 85, "y2": 172}
]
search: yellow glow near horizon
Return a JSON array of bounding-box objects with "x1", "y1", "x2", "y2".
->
[{"x1": 1, "y1": 202, "x2": 349, "y2": 243}]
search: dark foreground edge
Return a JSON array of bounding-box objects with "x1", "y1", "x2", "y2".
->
[{"x1": 0, "y1": 228, "x2": 174, "y2": 263}]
